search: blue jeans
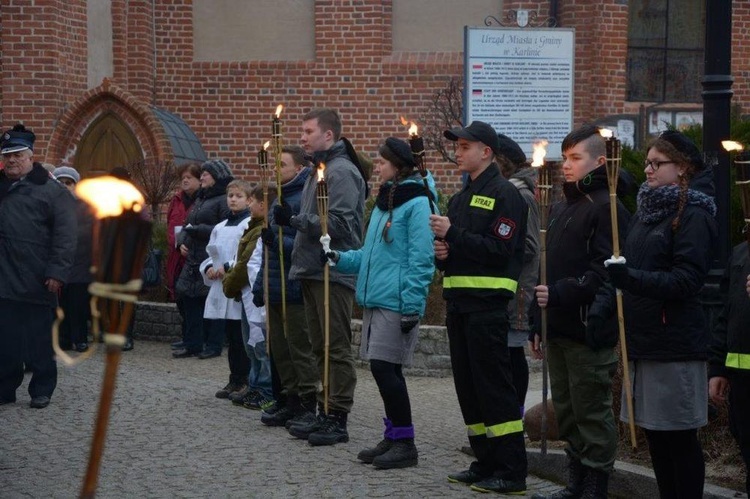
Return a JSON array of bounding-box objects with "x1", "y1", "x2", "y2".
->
[{"x1": 240, "y1": 308, "x2": 272, "y2": 399}]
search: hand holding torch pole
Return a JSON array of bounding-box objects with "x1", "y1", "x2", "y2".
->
[
  {"x1": 600, "y1": 128, "x2": 637, "y2": 449},
  {"x1": 258, "y1": 141, "x2": 273, "y2": 351},
  {"x1": 273, "y1": 105, "x2": 288, "y2": 337},
  {"x1": 316, "y1": 163, "x2": 331, "y2": 415},
  {"x1": 531, "y1": 139, "x2": 550, "y2": 456}
]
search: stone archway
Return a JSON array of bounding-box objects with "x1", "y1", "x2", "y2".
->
[{"x1": 46, "y1": 78, "x2": 173, "y2": 171}]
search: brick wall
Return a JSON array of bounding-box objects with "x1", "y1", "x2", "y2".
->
[{"x1": 1, "y1": 0, "x2": 749, "y2": 194}]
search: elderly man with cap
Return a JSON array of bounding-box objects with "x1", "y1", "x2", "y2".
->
[
  {"x1": 173, "y1": 159, "x2": 233, "y2": 359},
  {"x1": 429, "y1": 121, "x2": 528, "y2": 494},
  {"x1": 53, "y1": 166, "x2": 95, "y2": 353},
  {"x1": 0, "y1": 124, "x2": 77, "y2": 409}
]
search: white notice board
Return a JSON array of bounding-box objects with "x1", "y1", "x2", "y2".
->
[{"x1": 464, "y1": 27, "x2": 575, "y2": 161}]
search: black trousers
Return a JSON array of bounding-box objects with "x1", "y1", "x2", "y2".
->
[
  {"x1": 58, "y1": 282, "x2": 91, "y2": 347},
  {"x1": 447, "y1": 307, "x2": 527, "y2": 481},
  {"x1": 643, "y1": 428, "x2": 704, "y2": 499},
  {"x1": 729, "y1": 372, "x2": 750, "y2": 494},
  {"x1": 0, "y1": 299, "x2": 57, "y2": 401},
  {"x1": 226, "y1": 319, "x2": 249, "y2": 385}
]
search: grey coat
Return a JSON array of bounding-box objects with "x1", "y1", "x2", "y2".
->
[
  {"x1": 289, "y1": 140, "x2": 366, "y2": 290},
  {"x1": 0, "y1": 163, "x2": 77, "y2": 306}
]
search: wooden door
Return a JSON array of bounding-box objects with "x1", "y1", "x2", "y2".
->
[{"x1": 73, "y1": 112, "x2": 144, "y2": 178}]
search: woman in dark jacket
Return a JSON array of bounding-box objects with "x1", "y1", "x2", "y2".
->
[
  {"x1": 172, "y1": 160, "x2": 232, "y2": 358},
  {"x1": 589, "y1": 131, "x2": 717, "y2": 499},
  {"x1": 166, "y1": 162, "x2": 201, "y2": 350}
]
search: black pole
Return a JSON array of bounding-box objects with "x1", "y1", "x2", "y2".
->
[{"x1": 702, "y1": 0, "x2": 732, "y2": 269}]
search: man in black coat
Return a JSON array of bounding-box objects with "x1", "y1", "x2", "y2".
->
[{"x1": 0, "y1": 124, "x2": 77, "y2": 409}]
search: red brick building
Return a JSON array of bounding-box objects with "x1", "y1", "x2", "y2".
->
[{"x1": 0, "y1": 0, "x2": 746, "y2": 193}]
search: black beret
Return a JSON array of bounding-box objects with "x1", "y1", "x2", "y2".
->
[
  {"x1": 496, "y1": 133, "x2": 527, "y2": 164},
  {"x1": 658, "y1": 130, "x2": 704, "y2": 170},
  {"x1": 383, "y1": 137, "x2": 416, "y2": 168}
]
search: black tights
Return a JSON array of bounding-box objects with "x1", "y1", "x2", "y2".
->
[
  {"x1": 509, "y1": 346, "x2": 529, "y2": 410},
  {"x1": 644, "y1": 428, "x2": 704, "y2": 499},
  {"x1": 370, "y1": 359, "x2": 412, "y2": 427}
]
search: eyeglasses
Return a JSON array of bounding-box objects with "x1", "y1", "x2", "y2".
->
[
  {"x1": 644, "y1": 160, "x2": 674, "y2": 171},
  {"x1": 59, "y1": 179, "x2": 76, "y2": 186}
]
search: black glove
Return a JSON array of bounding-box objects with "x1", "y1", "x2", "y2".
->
[
  {"x1": 261, "y1": 228, "x2": 275, "y2": 247},
  {"x1": 607, "y1": 263, "x2": 630, "y2": 290},
  {"x1": 585, "y1": 314, "x2": 614, "y2": 351},
  {"x1": 183, "y1": 225, "x2": 198, "y2": 235},
  {"x1": 252, "y1": 291, "x2": 265, "y2": 308},
  {"x1": 273, "y1": 202, "x2": 294, "y2": 227},
  {"x1": 400, "y1": 314, "x2": 419, "y2": 334},
  {"x1": 320, "y1": 249, "x2": 339, "y2": 266}
]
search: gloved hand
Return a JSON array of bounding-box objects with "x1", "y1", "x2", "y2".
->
[
  {"x1": 252, "y1": 291, "x2": 265, "y2": 308},
  {"x1": 261, "y1": 228, "x2": 275, "y2": 247},
  {"x1": 183, "y1": 224, "x2": 198, "y2": 235},
  {"x1": 585, "y1": 314, "x2": 614, "y2": 351},
  {"x1": 400, "y1": 314, "x2": 419, "y2": 334},
  {"x1": 319, "y1": 249, "x2": 339, "y2": 266},
  {"x1": 273, "y1": 202, "x2": 294, "y2": 227},
  {"x1": 606, "y1": 263, "x2": 630, "y2": 290}
]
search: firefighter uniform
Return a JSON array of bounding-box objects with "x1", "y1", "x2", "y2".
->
[{"x1": 437, "y1": 163, "x2": 528, "y2": 482}]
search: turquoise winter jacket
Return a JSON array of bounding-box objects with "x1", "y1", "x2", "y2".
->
[{"x1": 336, "y1": 173, "x2": 437, "y2": 316}]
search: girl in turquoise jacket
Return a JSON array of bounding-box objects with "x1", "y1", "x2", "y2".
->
[{"x1": 330, "y1": 137, "x2": 435, "y2": 470}]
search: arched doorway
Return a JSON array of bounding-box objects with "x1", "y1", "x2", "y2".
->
[{"x1": 73, "y1": 112, "x2": 144, "y2": 177}]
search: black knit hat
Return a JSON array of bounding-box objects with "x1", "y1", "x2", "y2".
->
[
  {"x1": 201, "y1": 159, "x2": 233, "y2": 180},
  {"x1": 658, "y1": 130, "x2": 704, "y2": 170},
  {"x1": 382, "y1": 137, "x2": 416, "y2": 168},
  {"x1": 496, "y1": 133, "x2": 527, "y2": 164}
]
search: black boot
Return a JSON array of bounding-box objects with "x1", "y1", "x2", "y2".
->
[
  {"x1": 531, "y1": 457, "x2": 587, "y2": 499},
  {"x1": 358, "y1": 418, "x2": 393, "y2": 463},
  {"x1": 580, "y1": 468, "x2": 608, "y2": 499},
  {"x1": 307, "y1": 411, "x2": 349, "y2": 446},
  {"x1": 372, "y1": 439, "x2": 418, "y2": 469}
]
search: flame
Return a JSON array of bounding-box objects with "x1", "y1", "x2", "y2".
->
[
  {"x1": 400, "y1": 116, "x2": 409, "y2": 126},
  {"x1": 531, "y1": 140, "x2": 548, "y2": 167},
  {"x1": 263, "y1": 140, "x2": 271, "y2": 150},
  {"x1": 317, "y1": 162, "x2": 326, "y2": 182},
  {"x1": 722, "y1": 140, "x2": 744, "y2": 152},
  {"x1": 408, "y1": 122, "x2": 418, "y2": 136},
  {"x1": 76, "y1": 176, "x2": 145, "y2": 219},
  {"x1": 275, "y1": 105, "x2": 283, "y2": 118},
  {"x1": 599, "y1": 128, "x2": 614, "y2": 139}
]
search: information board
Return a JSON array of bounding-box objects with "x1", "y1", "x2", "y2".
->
[{"x1": 464, "y1": 27, "x2": 575, "y2": 161}]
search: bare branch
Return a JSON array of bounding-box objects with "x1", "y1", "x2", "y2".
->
[
  {"x1": 127, "y1": 159, "x2": 179, "y2": 222},
  {"x1": 419, "y1": 76, "x2": 464, "y2": 165}
]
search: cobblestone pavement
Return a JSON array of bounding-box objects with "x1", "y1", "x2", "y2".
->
[{"x1": 0, "y1": 341, "x2": 559, "y2": 498}]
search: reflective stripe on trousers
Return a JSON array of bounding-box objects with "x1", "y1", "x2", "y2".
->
[{"x1": 467, "y1": 420, "x2": 524, "y2": 438}]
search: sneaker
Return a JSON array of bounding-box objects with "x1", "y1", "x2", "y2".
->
[
  {"x1": 215, "y1": 382, "x2": 246, "y2": 399},
  {"x1": 243, "y1": 394, "x2": 274, "y2": 411},
  {"x1": 197, "y1": 349, "x2": 220, "y2": 359},
  {"x1": 470, "y1": 477, "x2": 526, "y2": 495},
  {"x1": 357, "y1": 439, "x2": 393, "y2": 463},
  {"x1": 29, "y1": 396, "x2": 51, "y2": 409},
  {"x1": 288, "y1": 412, "x2": 326, "y2": 439},
  {"x1": 232, "y1": 390, "x2": 260, "y2": 408},
  {"x1": 261, "y1": 405, "x2": 296, "y2": 427},
  {"x1": 171, "y1": 340, "x2": 185, "y2": 350},
  {"x1": 372, "y1": 439, "x2": 418, "y2": 469},
  {"x1": 447, "y1": 469, "x2": 487, "y2": 485},
  {"x1": 307, "y1": 413, "x2": 349, "y2": 446},
  {"x1": 228, "y1": 386, "x2": 251, "y2": 403}
]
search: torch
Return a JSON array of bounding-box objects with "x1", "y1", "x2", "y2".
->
[
  {"x1": 599, "y1": 128, "x2": 637, "y2": 450},
  {"x1": 723, "y1": 141, "x2": 750, "y2": 246},
  {"x1": 63, "y1": 176, "x2": 151, "y2": 498},
  {"x1": 272, "y1": 105, "x2": 288, "y2": 336},
  {"x1": 258, "y1": 141, "x2": 274, "y2": 350},
  {"x1": 530, "y1": 139, "x2": 550, "y2": 455},
  {"x1": 401, "y1": 116, "x2": 437, "y2": 214},
  {"x1": 316, "y1": 163, "x2": 331, "y2": 415}
]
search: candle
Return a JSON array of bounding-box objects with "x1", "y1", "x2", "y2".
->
[{"x1": 258, "y1": 141, "x2": 270, "y2": 169}]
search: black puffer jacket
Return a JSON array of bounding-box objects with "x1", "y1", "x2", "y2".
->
[
  {"x1": 709, "y1": 243, "x2": 750, "y2": 378},
  {"x1": 175, "y1": 179, "x2": 231, "y2": 297},
  {"x1": 590, "y1": 176, "x2": 717, "y2": 361},
  {"x1": 0, "y1": 163, "x2": 77, "y2": 306},
  {"x1": 540, "y1": 165, "x2": 630, "y2": 343}
]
